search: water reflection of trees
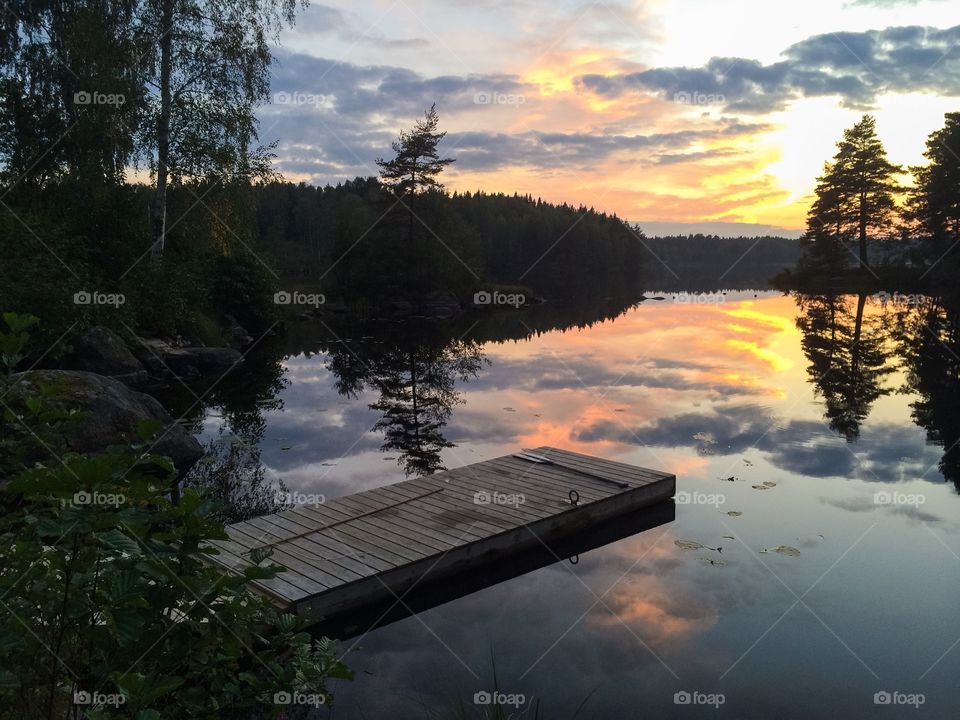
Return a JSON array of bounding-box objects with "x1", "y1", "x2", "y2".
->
[
  {"x1": 898, "y1": 296, "x2": 960, "y2": 489},
  {"x1": 795, "y1": 293, "x2": 894, "y2": 440},
  {"x1": 324, "y1": 327, "x2": 486, "y2": 476},
  {"x1": 794, "y1": 289, "x2": 960, "y2": 491}
]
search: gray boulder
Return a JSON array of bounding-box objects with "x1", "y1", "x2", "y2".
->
[
  {"x1": 8, "y1": 369, "x2": 203, "y2": 472},
  {"x1": 61, "y1": 326, "x2": 147, "y2": 386}
]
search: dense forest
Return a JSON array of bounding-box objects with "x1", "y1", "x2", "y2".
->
[{"x1": 253, "y1": 178, "x2": 644, "y2": 301}]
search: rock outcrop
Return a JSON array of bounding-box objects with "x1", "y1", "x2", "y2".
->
[{"x1": 8, "y1": 369, "x2": 203, "y2": 472}]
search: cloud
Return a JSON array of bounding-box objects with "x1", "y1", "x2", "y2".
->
[
  {"x1": 296, "y1": 3, "x2": 428, "y2": 48},
  {"x1": 575, "y1": 24, "x2": 960, "y2": 113},
  {"x1": 261, "y1": 50, "x2": 772, "y2": 182},
  {"x1": 576, "y1": 402, "x2": 946, "y2": 482}
]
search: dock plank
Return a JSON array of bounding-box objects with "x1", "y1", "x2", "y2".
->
[{"x1": 215, "y1": 446, "x2": 675, "y2": 620}]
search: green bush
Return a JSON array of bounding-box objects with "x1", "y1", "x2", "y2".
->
[{"x1": 0, "y1": 314, "x2": 352, "y2": 719}]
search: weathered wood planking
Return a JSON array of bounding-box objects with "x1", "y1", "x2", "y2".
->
[{"x1": 204, "y1": 446, "x2": 675, "y2": 620}]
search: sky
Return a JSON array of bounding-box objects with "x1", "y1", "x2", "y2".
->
[{"x1": 260, "y1": 0, "x2": 960, "y2": 236}]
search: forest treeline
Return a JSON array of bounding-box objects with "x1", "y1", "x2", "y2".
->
[{"x1": 253, "y1": 178, "x2": 645, "y2": 301}]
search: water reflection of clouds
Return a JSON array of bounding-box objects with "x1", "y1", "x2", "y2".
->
[{"x1": 578, "y1": 402, "x2": 945, "y2": 484}]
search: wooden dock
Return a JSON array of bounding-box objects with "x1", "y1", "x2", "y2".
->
[{"x1": 206, "y1": 446, "x2": 675, "y2": 620}]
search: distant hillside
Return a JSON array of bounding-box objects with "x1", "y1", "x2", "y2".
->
[{"x1": 640, "y1": 234, "x2": 801, "y2": 291}]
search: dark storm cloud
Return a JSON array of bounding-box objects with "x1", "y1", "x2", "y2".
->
[{"x1": 575, "y1": 25, "x2": 960, "y2": 113}]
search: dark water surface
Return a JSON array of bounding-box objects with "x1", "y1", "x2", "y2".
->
[{"x1": 195, "y1": 290, "x2": 960, "y2": 719}]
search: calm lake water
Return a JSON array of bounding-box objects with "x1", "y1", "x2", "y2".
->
[{"x1": 195, "y1": 290, "x2": 960, "y2": 719}]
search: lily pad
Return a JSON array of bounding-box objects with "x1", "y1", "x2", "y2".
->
[
  {"x1": 761, "y1": 545, "x2": 800, "y2": 557},
  {"x1": 762, "y1": 481, "x2": 777, "y2": 487},
  {"x1": 751, "y1": 484, "x2": 772, "y2": 490},
  {"x1": 725, "y1": 511, "x2": 743, "y2": 517},
  {"x1": 720, "y1": 476, "x2": 738, "y2": 482}
]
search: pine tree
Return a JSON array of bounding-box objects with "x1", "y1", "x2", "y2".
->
[
  {"x1": 376, "y1": 104, "x2": 455, "y2": 284},
  {"x1": 908, "y1": 112, "x2": 960, "y2": 258},
  {"x1": 831, "y1": 115, "x2": 902, "y2": 269}
]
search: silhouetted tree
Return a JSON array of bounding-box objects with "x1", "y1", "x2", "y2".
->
[
  {"x1": 376, "y1": 104, "x2": 455, "y2": 287},
  {"x1": 804, "y1": 116, "x2": 902, "y2": 270},
  {"x1": 801, "y1": 162, "x2": 853, "y2": 268},
  {"x1": 908, "y1": 112, "x2": 960, "y2": 263}
]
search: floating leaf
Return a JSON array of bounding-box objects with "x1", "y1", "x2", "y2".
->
[
  {"x1": 761, "y1": 545, "x2": 800, "y2": 557},
  {"x1": 762, "y1": 481, "x2": 777, "y2": 487},
  {"x1": 503, "y1": 407, "x2": 515, "y2": 412},
  {"x1": 725, "y1": 511, "x2": 743, "y2": 517},
  {"x1": 743, "y1": 459, "x2": 753, "y2": 466},
  {"x1": 248, "y1": 547, "x2": 274, "y2": 564},
  {"x1": 751, "y1": 484, "x2": 772, "y2": 490},
  {"x1": 700, "y1": 557, "x2": 726, "y2": 566},
  {"x1": 720, "y1": 476, "x2": 737, "y2": 482},
  {"x1": 675, "y1": 539, "x2": 721, "y2": 553},
  {"x1": 722, "y1": 535, "x2": 735, "y2": 540}
]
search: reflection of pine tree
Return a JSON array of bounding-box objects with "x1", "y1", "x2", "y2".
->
[
  {"x1": 899, "y1": 298, "x2": 960, "y2": 490},
  {"x1": 325, "y1": 331, "x2": 485, "y2": 476},
  {"x1": 796, "y1": 293, "x2": 895, "y2": 440}
]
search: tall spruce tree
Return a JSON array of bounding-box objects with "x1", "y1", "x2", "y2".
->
[
  {"x1": 908, "y1": 112, "x2": 960, "y2": 260},
  {"x1": 832, "y1": 115, "x2": 902, "y2": 269}
]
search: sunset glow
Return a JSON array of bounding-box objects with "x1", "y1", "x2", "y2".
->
[{"x1": 266, "y1": 0, "x2": 960, "y2": 235}]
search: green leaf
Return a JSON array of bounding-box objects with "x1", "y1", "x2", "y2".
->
[
  {"x1": 2, "y1": 312, "x2": 39, "y2": 334},
  {"x1": 136, "y1": 418, "x2": 164, "y2": 442},
  {"x1": 97, "y1": 529, "x2": 142, "y2": 557}
]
